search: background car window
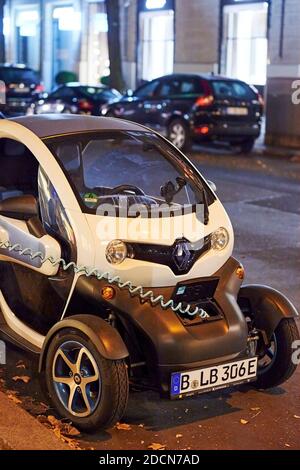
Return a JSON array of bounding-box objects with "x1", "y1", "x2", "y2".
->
[
  {"x1": 79, "y1": 86, "x2": 121, "y2": 101},
  {"x1": 159, "y1": 78, "x2": 203, "y2": 98},
  {"x1": 0, "y1": 68, "x2": 39, "y2": 84},
  {"x1": 211, "y1": 80, "x2": 256, "y2": 100},
  {"x1": 50, "y1": 87, "x2": 77, "y2": 99},
  {"x1": 134, "y1": 80, "x2": 160, "y2": 98}
]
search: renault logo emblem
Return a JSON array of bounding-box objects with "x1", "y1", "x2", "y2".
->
[{"x1": 173, "y1": 241, "x2": 191, "y2": 271}]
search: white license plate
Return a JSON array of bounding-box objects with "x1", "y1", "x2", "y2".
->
[
  {"x1": 171, "y1": 357, "x2": 258, "y2": 397},
  {"x1": 14, "y1": 87, "x2": 30, "y2": 93},
  {"x1": 226, "y1": 107, "x2": 249, "y2": 116}
]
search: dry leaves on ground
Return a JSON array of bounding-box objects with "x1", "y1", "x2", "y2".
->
[
  {"x1": 7, "y1": 392, "x2": 22, "y2": 405},
  {"x1": 115, "y1": 422, "x2": 132, "y2": 431},
  {"x1": 176, "y1": 434, "x2": 183, "y2": 438},
  {"x1": 16, "y1": 360, "x2": 27, "y2": 370},
  {"x1": 294, "y1": 415, "x2": 300, "y2": 419},
  {"x1": 240, "y1": 419, "x2": 249, "y2": 425},
  {"x1": 148, "y1": 443, "x2": 166, "y2": 451},
  {"x1": 45, "y1": 415, "x2": 81, "y2": 449},
  {"x1": 12, "y1": 375, "x2": 31, "y2": 384}
]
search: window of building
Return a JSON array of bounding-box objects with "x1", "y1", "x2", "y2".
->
[
  {"x1": 138, "y1": 8, "x2": 174, "y2": 82},
  {"x1": 52, "y1": 6, "x2": 81, "y2": 86},
  {"x1": 87, "y1": 1, "x2": 109, "y2": 85},
  {"x1": 221, "y1": 1, "x2": 269, "y2": 86},
  {"x1": 15, "y1": 8, "x2": 40, "y2": 71}
]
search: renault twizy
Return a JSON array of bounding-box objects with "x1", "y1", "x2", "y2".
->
[{"x1": 0, "y1": 115, "x2": 298, "y2": 431}]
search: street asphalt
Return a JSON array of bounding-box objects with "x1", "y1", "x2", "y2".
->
[{"x1": 0, "y1": 146, "x2": 299, "y2": 450}]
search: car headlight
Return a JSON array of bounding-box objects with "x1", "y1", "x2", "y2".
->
[
  {"x1": 211, "y1": 227, "x2": 229, "y2": 251},
  {"x1": 101, "y1": 105, "x2": 109, "y2": 116},
  {"x1": 106, "y1": 240, "x2": 127, "y2": 264}
]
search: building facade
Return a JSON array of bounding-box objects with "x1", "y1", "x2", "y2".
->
[{"x1": 3, "y1": 0, "x2": 300, "y2": 147}]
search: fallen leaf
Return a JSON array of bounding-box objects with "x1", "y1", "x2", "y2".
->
[
  {"x1": 47, "y1": 415, "x2": 61, "y2": 427},
  {"x1": 285, "y1": 443, "x2": 291, "y2": 448},
  {"x1": 176, "y1": 434, "x2": 183, "y2": 438},
  {"x1": 293, "y1": 415, "x2": 300, "y2": 419},
  {"x1": 12, "y1": 375, "x2": 31, "y2": 384},
  {"x1": 250, "y1": 407, "x2": 261, "y2": 411},
  {"x1": 115, "y1": 422, "x2": 132, "y2": 431},
  {"x1": 7, "y1": 393, "x2": 22, "y2": 404},
  {"x1": 62, "y1": 423, "x2": 81, "y2": 437},
  {"x1": 138, "y1": 424, "x2": 144, "y2": 428},
  {"x1": 240, "y1": 419, "x2": 249, "y2": 425},
  {"x1": 148, "y1": 443, "x2": 166, "y2": 451},
  {"x1": 141, "y1": 441, "x2": 145, "y2": 445},
  {"x1": 16, "y1": 361, "x2": 26, "y2": 369}
]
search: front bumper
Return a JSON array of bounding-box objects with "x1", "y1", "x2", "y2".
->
[{"x1": 75, "y1": 257, "x2": 249, "y2": 394}]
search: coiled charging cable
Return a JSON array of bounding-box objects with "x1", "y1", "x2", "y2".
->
[{"x1": 0, "y1": 240, "x2": 209, "y2": 319}]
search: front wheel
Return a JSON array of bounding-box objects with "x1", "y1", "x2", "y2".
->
[
  {"x1": 45, "y1": 329, "x2": 129, "y2": 431},
  {"x1": 253, "y1": 318, "x2": 299, "y2": 389},
  {"x1": 167, "y1": 119, "x2": 190, "y2": 151}
]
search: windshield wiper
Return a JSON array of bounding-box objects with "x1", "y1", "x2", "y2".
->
[
  {"x1": 202, "y1": 185, "x2": 209, "y2": 225},
  {"x1": 160, "y1": 177, "x2": 209, "y2": 225},
  {"x1": 160, "y1": 177, "x2": 186, "y2": 204}
]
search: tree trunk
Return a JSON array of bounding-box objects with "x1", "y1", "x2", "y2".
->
[
  {"x1": 105, "y1": 0, "x2": 125, "y2": 92},
  {"x1": 0, "y1": 0, "x2": 5, "y2": 63}
]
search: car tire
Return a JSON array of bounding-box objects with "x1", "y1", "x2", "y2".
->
[
  {"x1": 167, "y1": 119, "x2": 191, "y2": 152},
  {"x1": 45, "y1": 328, "x2": 129, "y2": 432},
  {"x1": 232, "y1": 137, "x2": 255, "y2": 154},
  {"x1": 253, "y1": 318, "x2": 299, "y2": 389}
]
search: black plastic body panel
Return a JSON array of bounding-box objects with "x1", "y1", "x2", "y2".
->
[
  {"x1": 39, "y1": 314, "x2": 129, "y2": 372},
  {"x1": 238, "y1": 284, "x2": 299, "y2": 340}
]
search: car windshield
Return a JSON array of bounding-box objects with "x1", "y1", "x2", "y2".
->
[
  {"x1": 211, "y1": 80, "x2": 256, "y2": 100},
  {"x1": 0, "y1": 68, "x2": 39, "y2": 84},
  {"x1": 79, "y1": 86, "x2": 121, "y2": 100},
  {"x1": 45, "y1": 131, "x2": 213, "y2": 217}
]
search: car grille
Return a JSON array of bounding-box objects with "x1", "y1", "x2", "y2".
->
[
  {"x1": 129, "y1": 236, "x2": 211, "y2": 275},
  {"x1": 172, "y1": 278, "x2": 222, "y2": 325}
]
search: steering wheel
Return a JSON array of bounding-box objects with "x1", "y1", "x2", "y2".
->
[{"x1": 108, "y1": 184, "x2": 145, "y2": 196}]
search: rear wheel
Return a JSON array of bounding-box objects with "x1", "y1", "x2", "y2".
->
[
  {"x1": 167, "y1": 119, "x2": 190, "y2": 151},
  {"x1": 45, "y1": 329, "x2": 129, "y2": 431},
  {"x1": 231, "y1": 137, "x2": 255, "y2": 154},
  {"x1": 253, "y1": 318, "x2": 299, "y2": 389}
]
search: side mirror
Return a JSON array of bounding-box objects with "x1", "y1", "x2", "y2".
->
[
  {"x1": 0, "y1": 195, "x2": 38, "y2": 221},
  {"x1": 207, "y1": 180, "x2": 217, "y2": 192}
]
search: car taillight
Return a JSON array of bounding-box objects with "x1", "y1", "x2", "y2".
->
[
  {"x1": 35, "y1": 84, "x2": 45, "y2": 93},
  {"x1": 258, "y1": 94, "x2": 264, "y2": 108},
  {"x1": 195, "y1": 94, "x2": 214, "y2": 107},
  {"x1": 78, "y1": 99, "x2": 93, "y2": 111}
]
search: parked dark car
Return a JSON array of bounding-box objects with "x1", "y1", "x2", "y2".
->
[
  {"x1": 101, "y1": 74, "x2": 264, "y2": 153},
  {"x1": 31, "y1": 83, "x2": 122, "y2": 116},
  {"x1": 0, "y1": 64, "x2": 43, "y2": 116}
]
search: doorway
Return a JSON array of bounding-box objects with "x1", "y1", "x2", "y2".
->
[
  {"x1": 221, "y1": 1, "x2": 269, "y2": 88},
  {"x1": 138, "y1": 9, "x2": 174, "y2": 83}
]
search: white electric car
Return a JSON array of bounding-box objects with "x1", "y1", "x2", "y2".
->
[{"x1": 0, "y1": 115, "x2": 298, "y2": 431}]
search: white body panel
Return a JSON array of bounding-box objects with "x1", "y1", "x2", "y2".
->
[{"x1": 86, "y1": 199, "x2": 234, "y2": 288}]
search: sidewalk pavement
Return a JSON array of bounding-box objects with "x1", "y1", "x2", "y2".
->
[
  {"x1": 0, "y1": 391, "x2": 69, "y2": 450},
  {"x1": 254, "y1": 142, "x2": 300, "y2": 161}
]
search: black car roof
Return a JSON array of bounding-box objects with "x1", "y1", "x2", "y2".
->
[
  {"x1": 150, "y1": 73, "x2": 244, "y2": 83},
  {"x1": 9, "y1": 114, "x2": 147, "y2": 138}
]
